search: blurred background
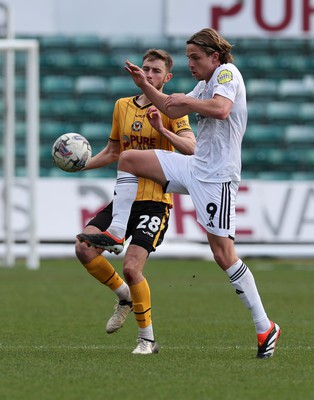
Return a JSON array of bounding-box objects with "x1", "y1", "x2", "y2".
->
[{"x1": 1, "y1": 0, "x2": 314, "y2": 267}]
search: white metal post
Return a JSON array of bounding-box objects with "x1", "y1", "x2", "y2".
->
[
  {"x1": 26, "y1": 42, "x2": 39, "y2": 269},
  {"x1": 0, "y1": 39, "x2": 40, "y2": 269},
  {"x1": 3, "y1": 3, "x2": 15, "y2": 267}
]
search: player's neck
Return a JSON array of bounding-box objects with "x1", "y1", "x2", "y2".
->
[{"x1": 137, "y1": 94, "x2": 152, "y2": 106}]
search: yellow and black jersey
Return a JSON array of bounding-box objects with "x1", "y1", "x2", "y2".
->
[{"x1": 109, "y1": 95, "x2": 191, "y2": 205}]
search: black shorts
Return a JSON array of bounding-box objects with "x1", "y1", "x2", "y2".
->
[{"x1": 86, "y1": 200, "x2": 170, "y2": 254}]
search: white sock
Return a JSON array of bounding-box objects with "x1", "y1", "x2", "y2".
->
[
  {"x1": 226, "y1": 259, "x2": 271, "y2": 334},
  {"x1": 114, "y1": 282, "x2": 131, "y2": 302},
  {"x1": 107, "y1": 170, "x2": 138, "y2": 239},
  {"x1": 139, "y1": 324, "x2": 154, "y2": 341}
]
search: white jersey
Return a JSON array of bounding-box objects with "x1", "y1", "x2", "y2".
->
[{"x1": 187, "y1": 63, "x2": 247, "y2": 182}]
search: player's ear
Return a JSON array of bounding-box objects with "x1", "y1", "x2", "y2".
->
[
  {"x1": 212, "y1": 51, "x2": 220, "y2": 61},
  {"x1": 164, "y1": 72, "x2": 173, "y2": 83}
]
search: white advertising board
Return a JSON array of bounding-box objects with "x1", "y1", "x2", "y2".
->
[
  {"x1": 166, "y1": 0, "x2": 314, "y2": 37},
  {"x1": 7, "y1": 0, "x2": 314, "y2": 38},
  {"x1": 1, "y1": 178, "x2": 314, "y2": 244}
]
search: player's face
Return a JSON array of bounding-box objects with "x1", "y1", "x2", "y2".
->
[
  {"x1": 186, "y1": 44, "x2": 219, "y2": 82},
  {"x1": 142, "y1": 59, "x2": 171, "y2": 91}
]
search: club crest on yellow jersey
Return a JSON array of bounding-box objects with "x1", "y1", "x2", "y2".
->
[{"x1": 132, "y1": 121, "x2": 143, "y2": 132}]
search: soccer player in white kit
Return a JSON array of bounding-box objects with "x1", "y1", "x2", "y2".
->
[{"x1": 77, "y1": 28, "x2": 281, "y2": 358}]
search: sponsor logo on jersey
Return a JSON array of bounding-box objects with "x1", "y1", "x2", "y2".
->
[
  {"x1": 122, "y1": 134, "x2": 156, "y2": 150},
  {"x1": 122, "y1": 135, "x2": 131, "y2": 150},
  {"x1": 142, "y1": 230, "x2": 154, "y2": 237},
  {"x1": 135, "y1": 113, "x2": 146, "y2": 118},
  {"x1": 176, "y1": 120, "x2": 190, "y2": 130},
  {"x1": 217, "y1": 69, "x2": 233, "y2": 84}
]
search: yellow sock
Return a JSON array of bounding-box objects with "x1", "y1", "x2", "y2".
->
[
  {"x1": 130, "y1": 279, "x2": 151, "y2": 328},
  {"x1": 84, "y1": 255, "x2": 123, "y2": 290}
]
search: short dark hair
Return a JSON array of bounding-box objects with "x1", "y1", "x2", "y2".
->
[
  {"x1": 142, "y1": 49, "x2": 174, "y2": 72},
  {"x1": 187, "y1": 28, "x2": 234, "y2": 64}
]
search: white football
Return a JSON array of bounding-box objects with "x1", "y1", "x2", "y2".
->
[{"x1": 52, "y1": 133, "x2": 92, "y2": 172}]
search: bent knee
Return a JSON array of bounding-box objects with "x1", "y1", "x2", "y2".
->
[
  {"x1": 123, "y1": 263, "x2": 137, "y2": 283},
  {"x1": 119, "y1": 149, "x2": 145, "y2": 175},
  {"x1": 119, "y1": 150, "x2": 134, "y2": 170},
  {"x1": 75, "y1": 240, "x2": 102, "y2": 264},
  {"x1": 123, "y1": 260, "x2": 144, "y2": 285}
]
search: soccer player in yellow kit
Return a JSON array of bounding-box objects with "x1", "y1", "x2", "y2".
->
[{"x1": 76, "y1": 49, "x2": 195, "y2": 354}]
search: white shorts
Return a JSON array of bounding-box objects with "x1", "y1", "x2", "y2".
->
[{"x1": 155, "y1": 150, "x2": 239, "y2": 239}]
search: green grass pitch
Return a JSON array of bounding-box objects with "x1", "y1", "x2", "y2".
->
[{"x1": 0, "y1": 257, "x2": 313, "y2": 400}]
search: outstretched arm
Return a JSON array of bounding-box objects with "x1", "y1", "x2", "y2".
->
[
  {"x1": 125, "y1": 61, "x2": 232, "y2": 121},
  {"x1": 125, "y1": 60, "x2": 189, "y2": 119},
  {"x1": 84, "y1": 140, "x2": 120, "y2": 170},
  {"x1": 147, "y1": 107, "x2": 196, "y2": 155}
]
